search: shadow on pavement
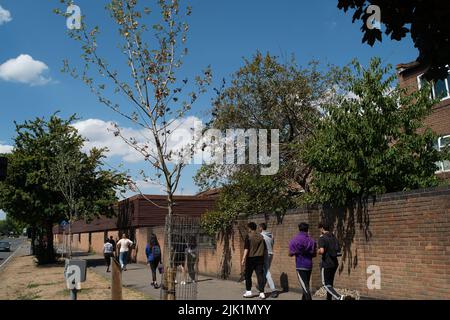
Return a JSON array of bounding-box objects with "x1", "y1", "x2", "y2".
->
[{"x1": 86, "y1": 258, "x2": 106, "y2": 268}]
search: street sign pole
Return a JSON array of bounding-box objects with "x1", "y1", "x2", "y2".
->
[{"x1": 70, "y1": 288, "x2": 78, "y2": 300}]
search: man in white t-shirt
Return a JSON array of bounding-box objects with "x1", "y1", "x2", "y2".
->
[{"x1": 117, "y1": 233, "x2": 133, "y2": 271}]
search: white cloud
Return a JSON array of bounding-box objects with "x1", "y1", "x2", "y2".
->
[
  {"x1": 0, "y1": 54, "x2": 51, "y2": 86},
  {"x1": 72, "y1": 119, "x2": 141, "y2": 163},
  {"x1": 72, "y1": 116, "x2": 204, "y2": 164},
  {"x1": 134, "y1": 180, "x2": 164, "y2": 192},
  {"x1": 0, "y1": 5, "x2": 12, "y2": 25},
  {"x1": 0, "y1": 144, "x2": 13, "y2": 154}
]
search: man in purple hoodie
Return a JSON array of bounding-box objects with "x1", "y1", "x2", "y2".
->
[{"x1": 289, "y1": 222, "x2": 317, "y2": 300}]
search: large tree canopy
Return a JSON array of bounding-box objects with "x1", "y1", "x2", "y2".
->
[
  {"x1": 0, "y1": 114, "x2": 125, "y2": 263},
  {"x1": 196, "y1": 52, "x2": 332, "y2": 192},
  {"x1": 197, "y1": 52, "x2": 335, "y2": 234},
  {"x1": 337, "y1": 0, "x2": 450, "y2": 80},
  {"x1": 302, "y1": 57, "x2": 449, "y2": 208}
]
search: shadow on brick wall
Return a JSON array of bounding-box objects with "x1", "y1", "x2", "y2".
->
[{"x1": 321, "y1": 201, "x2": 368, "y2": 276}]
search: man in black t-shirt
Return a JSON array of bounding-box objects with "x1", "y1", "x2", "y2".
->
[
  {"x1": 108, "y1": 236, "x2": 116, "y2": 257},
  {"x1": 318, "y1": 222, "x2": 344, "y2": 300}
]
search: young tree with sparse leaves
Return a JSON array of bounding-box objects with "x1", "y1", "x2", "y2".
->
[
  {"x1": 49, "y1": 129, "x2": 125, "y2": 258},
  {"x1": 55, "y1": 0, "x2": 211, "y2": 298}
]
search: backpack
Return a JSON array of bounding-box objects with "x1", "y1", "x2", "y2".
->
[{"x1": 152, "y1": 245, "x2": 161, "y2": 258}]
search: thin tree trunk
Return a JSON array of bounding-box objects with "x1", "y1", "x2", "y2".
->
[
  {"x1": 30, "y1": 228, "x2": 36, "y2": 256},
  {"x1": 46, "y1": 220, "x2": 55, "y2": 263},
  {"x1": 68, "y1": 220, "x2": 72, "y2": 259},
  {"x1": 165, "y1": 192, "x2": 176, "y2": 300}
]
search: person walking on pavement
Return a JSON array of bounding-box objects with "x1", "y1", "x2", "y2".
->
[
  {"x1": 242, "y1": 222, "x2": 266, "y2": 299},
  {"x1": 172, "y1": 234, "x2": 187, "y2": 285},
  {"x1": 289, "y1": 222, "x2": 317, "y2": 300},
  {"x1": 318, "y1": 222, "x2": 345, "y2": 300},
  {"x1": 117, "y1": 233, "x2": 133, "y2": 271},
  {"x1": 258, "y1": 223, "x2": 278, "y2": 298},
  {"x1": 103, "y1": 238, "x2": 114, "y2": 273},
  {"x1": 109, "y1": 236, "x2": 116, "y2": 256},
  {"x1": 145, "y1": 233, "x2": 162, "y2": 288},
  {"x1": 185, "y1": 236, "x2": 198, "y2": 284}
]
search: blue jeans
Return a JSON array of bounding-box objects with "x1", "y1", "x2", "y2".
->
[
  {"x1": 264, "y1": 254, "x2": 276, "y2": 291},
  {"x1": 119, "y1": 251, "x2": 128, "y2": 269}
]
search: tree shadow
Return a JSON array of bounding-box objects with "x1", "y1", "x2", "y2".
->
[
  {"x1": 321, "y1": 197, "x2": 373, "y2": 275},
  {"x1": 85, "y1": 258, "x2": 106, "y2": 268},
  {"x1": 217, "y1": 225, "x2": 233, "y2": 280}
]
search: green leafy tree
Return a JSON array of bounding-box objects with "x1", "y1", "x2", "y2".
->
[
  {"x1": 201, "y1": 172, "x2": 294, "y2": 236},
  {"x1": 302, "y1": 57, "x2": 449, "y2": 234},
  {"x1": 196, "y1": 52, "x2": 333, "y2": 233},
  {"x1": 0, "y1": 215, "x2": 24, "y2": 236},
  {"x1": 337, "y1": 0, "x2": 450, "y2": 80},
  {"x1": 0, "y1": 115, "x2": 125, "y2": 264}
]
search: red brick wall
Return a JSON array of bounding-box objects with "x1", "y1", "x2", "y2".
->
[
  {"x1": 200, "y1": 186, "x2": 450, "y2": 299},
  {"x1": 398, "y1": 66, "x2": 450, "y2": 182},
  {"x1": 398, "y1": 65, "x2": 450, "y2": 137},
  {"x1": 331, "y1": 187, "x2": 450, "y2": 299},
  {"x1": 53, "y1": 186, "x2": 450, "y2": 299},
  {"x1": 196, "y1": 208, "x2": 322, "y2": 291}
]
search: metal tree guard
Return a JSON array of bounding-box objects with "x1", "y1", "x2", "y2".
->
[{"x1": 160, "y1": 215, "x2": 201, "y2": 300}]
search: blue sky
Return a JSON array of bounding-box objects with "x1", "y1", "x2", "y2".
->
[{"x1": 0, "y1": 0, "x2": 418, "y2": 220}]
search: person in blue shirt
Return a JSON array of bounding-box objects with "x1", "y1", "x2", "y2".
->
[{"x1": 146, "y1": 233, "x2": 162, "y2": 288}]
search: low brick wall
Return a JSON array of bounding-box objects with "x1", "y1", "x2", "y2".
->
[
  {"x1": 53, "y1": 186, "x2": 450, "y2": 299},
  {"x1": 331, "y1": 187, "x2": 450, "y2": 299},
  {"x1": 198, "y1": 186, "x2": 450, "y2": 299}
]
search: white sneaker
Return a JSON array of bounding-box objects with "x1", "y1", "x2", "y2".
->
[
  {"x1": 181, "y1": 281, "x2": 186, "y2": 285},
  {"x1": 243, "y1": 291, "x2": 253, "y2": 298},
  {"x1": 174, "y1": 279, "x2": 178, "y2": 284},
  {"x1": 259, "y1": 292, "x2": 266, "y2": 299}
]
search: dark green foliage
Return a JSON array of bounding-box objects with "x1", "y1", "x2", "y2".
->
[
  {"x1": 337, "y1": 0, "x2": 450, "y2": 81},
  {"x1": 0, "y1": 114, "x2": 126, "y2": 264},
  {"x1": 302, "y1": 58, "x2": 449, "y2": 207}
]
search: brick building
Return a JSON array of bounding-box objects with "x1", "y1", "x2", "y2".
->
[
  {"x1": 397, "y1": 61, "x2": 450, "y2": 180},
  {"x1": 54, "y1": 194, "x2": 217, "y2": 264}
]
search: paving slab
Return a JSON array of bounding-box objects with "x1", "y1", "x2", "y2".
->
[{"x1": 79, "y1": 253, "x2": 318, "y2": 300}]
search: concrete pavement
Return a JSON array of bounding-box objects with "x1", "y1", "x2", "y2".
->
[{"x1": 79, "y1": 253, "x2": 318, "y2": 300}]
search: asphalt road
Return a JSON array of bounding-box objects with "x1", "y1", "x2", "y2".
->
[{"x1": 0, "y1": 237, "x2": 27, "y2": 268}]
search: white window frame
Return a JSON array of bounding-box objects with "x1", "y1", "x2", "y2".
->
[
  {"x1": 417, "y1": 68, "x2": 450, "y2": 102},
  {"x1": 436, "y1": 135, "x2": 450, "y2": 173}
]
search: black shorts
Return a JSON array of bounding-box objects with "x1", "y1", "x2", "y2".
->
[{"x1": 104, "y1": 253, "x2": 113, "y2": 265}]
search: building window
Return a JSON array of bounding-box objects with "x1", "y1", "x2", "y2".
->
[
  {"x1": 436, "y1": 135, "x2": 450, "y2": 172},
  {"x1": 418, "y1": 72, "x2": 450, "y2": 101}
]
